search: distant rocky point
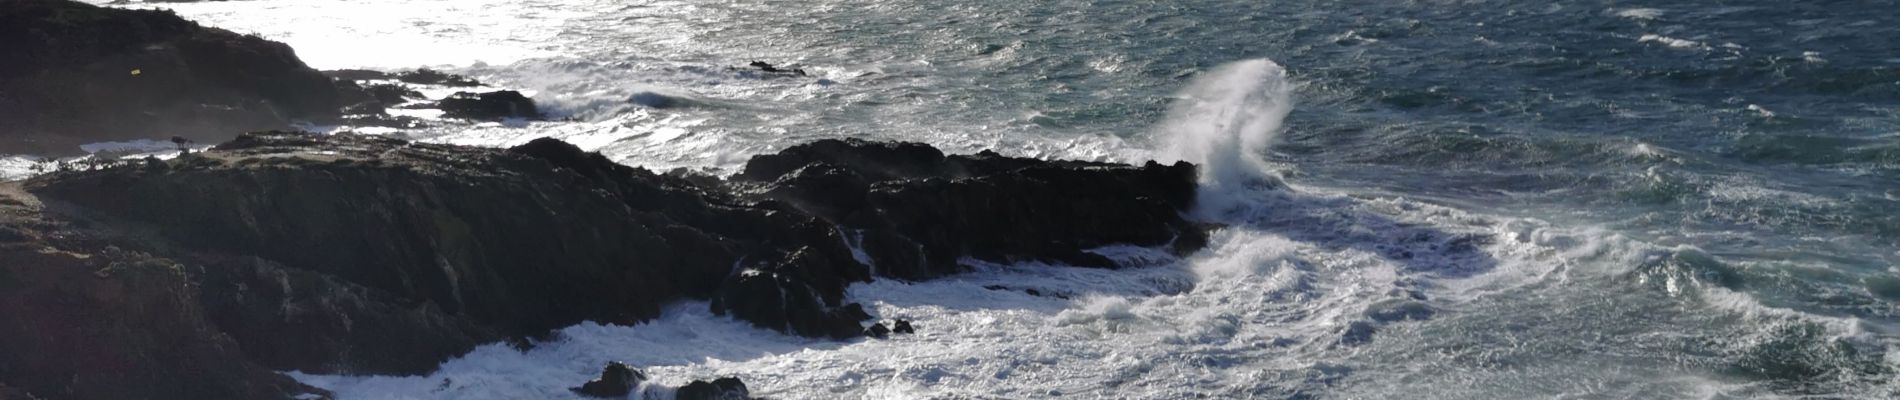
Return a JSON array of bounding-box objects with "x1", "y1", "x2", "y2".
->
[{"x1": 0, "y1": 0, "x2": 540, "y2": 156}]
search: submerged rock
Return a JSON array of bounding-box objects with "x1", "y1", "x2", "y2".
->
[
  {"x1": 1364, "y1": 300, "x2": 1434, "y2": 323},
  {"x1": 0, "y1": 0, "x2": 347, "y2": 155},
  {"x1": 437, "y1": 90, "x2": 542, "y2": 120},
  {"x1": 746, "y1": 61, "x2": 807, "y2": 76},
  {"x1": 865, "y1": 322, "x2": 891, "y2": 339},
  {"x1": 570, "y1": 362, "x2": 646, "y2": 398},
  {"x1": 1340, "y1": 321, "x2": 1378, "y2": 345}
]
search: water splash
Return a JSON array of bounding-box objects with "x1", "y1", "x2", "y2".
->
[{"x1": 1153, "y1": 59, "x2": 1295, "y2": 215}]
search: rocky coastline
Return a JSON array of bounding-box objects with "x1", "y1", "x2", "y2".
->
[
  {"x1": 0, "y1": 132, "x2": 1204, "y2": 399},
  {"x1": 0, "y1": 1, "x2": 1209, "y2": 398}
]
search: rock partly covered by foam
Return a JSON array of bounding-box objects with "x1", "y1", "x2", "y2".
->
[
  {"x1": 0, "y1": 0, "x2": 347, "y2": 155},
  {"x1": 570, "y1": 362, "x2": 646, "y2": 398},
  {"x1": 675, "y1": 377, "x2": 752, "y2": 400},
  {"x1": 0, "y1": 132, "x2": 1204, "y2": 399}
]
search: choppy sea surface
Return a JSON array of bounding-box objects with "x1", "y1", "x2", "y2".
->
[{"x1": 46, "y1": 0, "x2": 1900, "y2": 398}]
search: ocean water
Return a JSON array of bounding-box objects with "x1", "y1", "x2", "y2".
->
[{"x1": 57, "y1": 0, "x2": 1900, "y2": 398}]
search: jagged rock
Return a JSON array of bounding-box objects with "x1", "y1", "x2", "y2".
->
[
  {"x1": 365, "y1": 83, "x2": 422, "y2": 105},
  {"x1": 676, "y1": 377, "x2": 750, "y2": 400},
  {"x1": 865, "y1": 322, "x2": 891, "y2": 339},
  {"x1": 331, "y1": 79, "x2": 384, "y2": 115},
  {"x1": 3, "y1": 133, "x2": 1206, "y2": 397},
  {"x1": 394, "y1": 68, "x2": 482, "y2": 87},
  {"x1": 437, "y1": 90, "x2": 541, "y2": 120},
  {"x1": 712, "y1": 248, "x2": 872, "y2": 339},
  {"x1": 0, "y1": 187, "x2": 326, "y2": 400},
  {"x1": 332, "y1": 81, "x2": 422, "y2": 116},
  {"x1": 734, "y1": 138, "x2": 1206, "y2": 280},
  {"x1": 23, "y1": 132, "x2": 866, "y2": 375},
  {"x1": 757, "y1": 163, "x2": 868, "y2": 222},
  {"x1": 893, "y1": 319, "x2": 915, "y2": 334},
  {"x1": 0, "y1": 0, "x2": 345, "y2": 155},
  {"x1": 570, "y1": 362, "x2": 645, "y2": 398}
]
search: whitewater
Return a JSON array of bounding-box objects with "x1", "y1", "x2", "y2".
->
[{"x1": 36, "y1": 0, "x2": 1900, "y2": 398}]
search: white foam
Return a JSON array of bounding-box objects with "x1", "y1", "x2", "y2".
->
[
  {"x1": 1152, "y1": 58, "x2": 1295, "y2": 215},
  {"x1": 1615, "y1": 8, "x2": 1666, "y2": 20},
  {"x1": 0, "y1": 156, "x2": 48, "y2": 182},
  {"x1": 1639, "y1": 34, "x2": 1707, "y2": 49}
]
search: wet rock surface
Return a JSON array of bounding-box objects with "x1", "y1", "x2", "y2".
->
[
  {"x1": 436, "y1": 90, "x2": 542, "y2": 120},
  {"x1": 734, "y1": 138, "x2": 1207, "y2": 279},
  {"x1": 570, "y1": 362, "x2": 645, "y2": 398},
  {"x1": 676, "y1": 377, "x2": 752, "y2": 400},
  {"x1": 0, "y1": 132, "x2": 1203, "y2": 399},
  {"x1": 0, "y1": 186, "x2": 326, "y2": 400}
]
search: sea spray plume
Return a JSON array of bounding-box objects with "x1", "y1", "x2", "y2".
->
[{"x1": 1154, "y1": 59, "x2": 1295, "y2": 215}]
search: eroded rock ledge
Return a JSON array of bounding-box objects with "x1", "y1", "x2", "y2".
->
[{"x1": 0, "y1": 132, "x2": 1204, "y2": 399}]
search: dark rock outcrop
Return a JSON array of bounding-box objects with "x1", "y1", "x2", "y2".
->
[
  {"x1": 734, "y1": 138, "x2": 1206, "y2": 279},
  {"x1": 436, "y1": 90, "x2": 541, "y2": 120},
  {"x1": 0, "y1": 187, "x2": 326, "y2": 400},
  {"x1": 364, "y1": 83, "x2": 422, "y2": 106},
  {"x1": 570, "y1": 362, "x2": 645, "y2": 398},
  {"x1": 0, "y1": 0, "x2": 345, "y2": 155},
  {"x1": 393, "y1": 68, "x2": 482, "y2": 87},
  {"x1": 746, "y1": 61, "x2": 807, "y2": 77},
  {"x1": 893, "y1": 319, "x2": 915, "y2": 334},
  {"x1": 23, "y1": 133, "x2": 868, "y2": 376},
  {"x1": 865, "y1": 322, "x2": 891, "y2": 339},
  {"x1": 1, "y1": 132, "x2": 1205, "y2": 399},
  {"x1": 675, "y1": 377, "x2": 751, "y2": 400}
]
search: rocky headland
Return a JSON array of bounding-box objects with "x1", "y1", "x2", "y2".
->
[
  {"x1": 0, "y1": 132, "x2": 1205, "y2": 399},
  {"x1": 0, "y1": 0, "x2": 542, "y2": 156}
]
